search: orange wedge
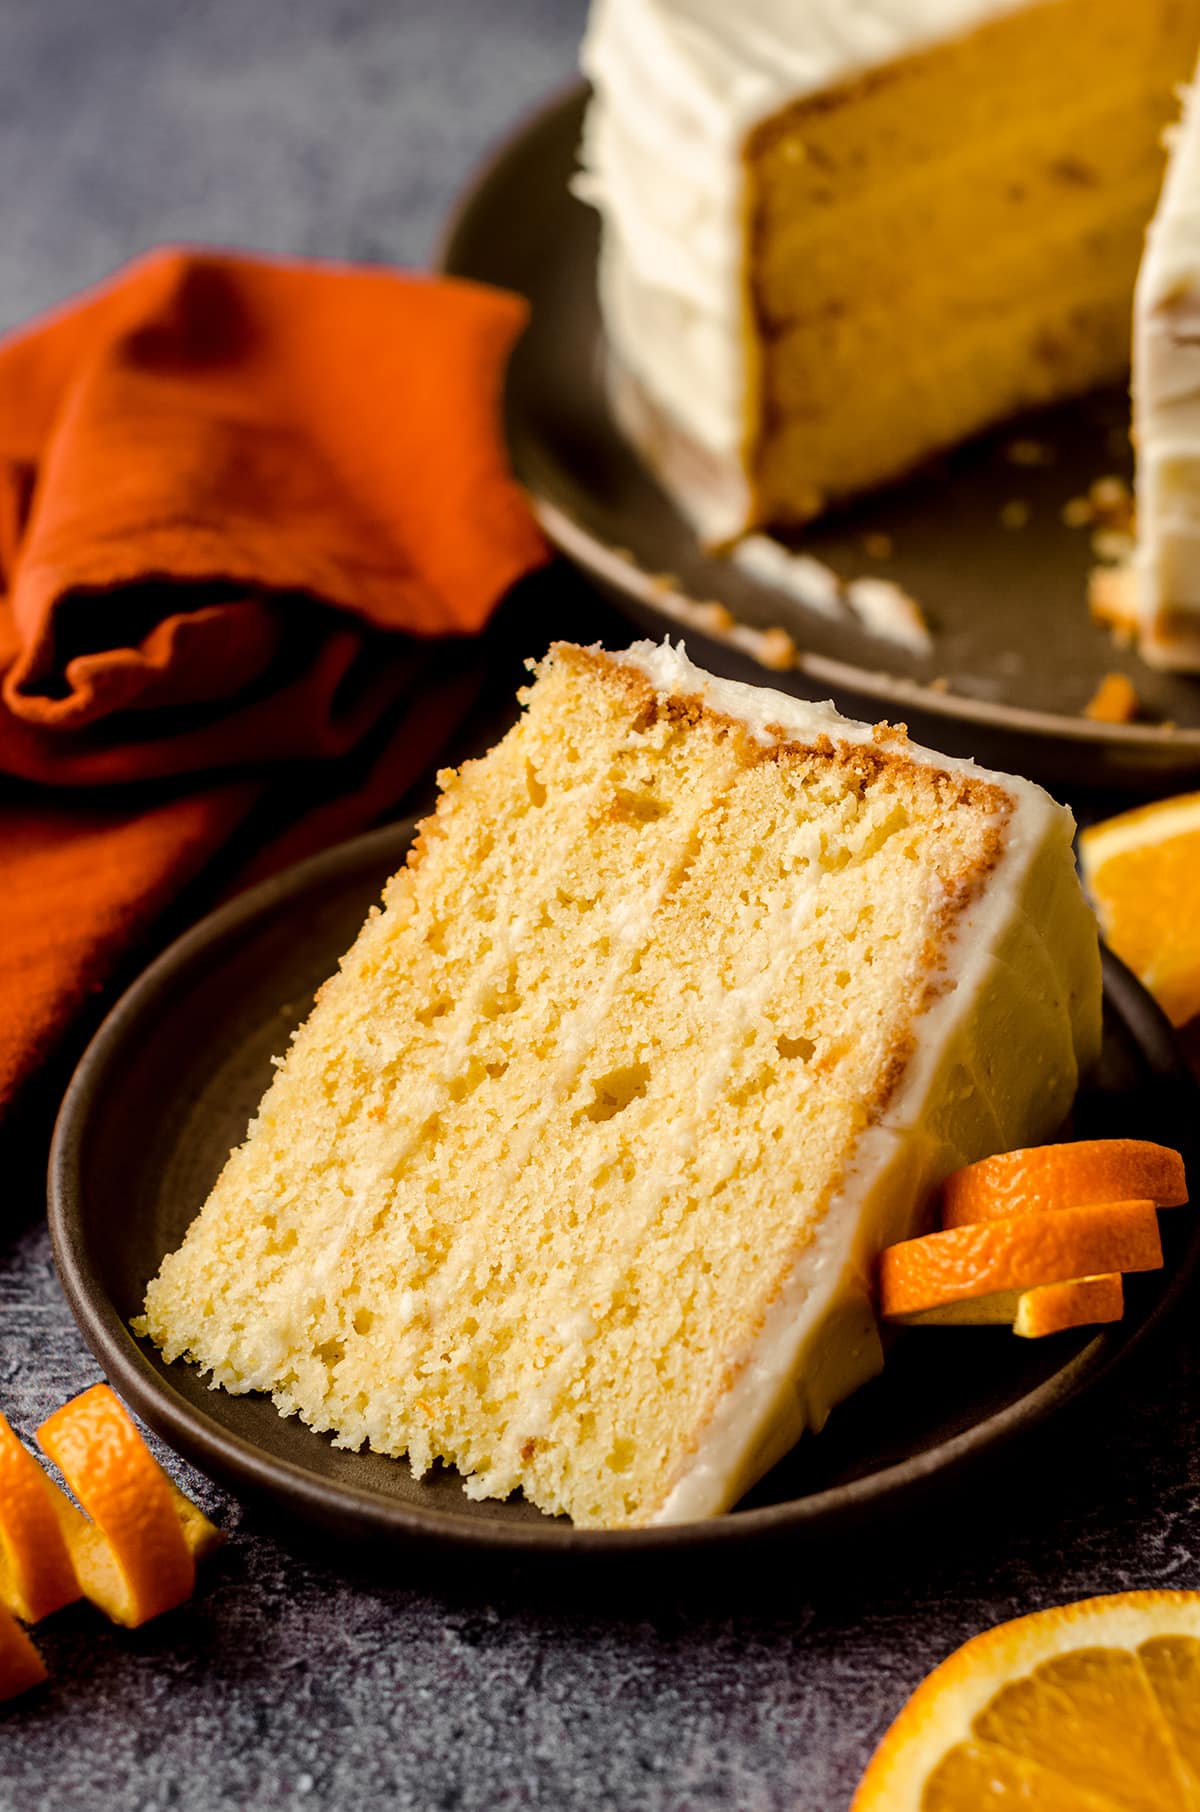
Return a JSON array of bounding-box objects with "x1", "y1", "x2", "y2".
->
[
  {"x1": 1013, "y1": 1273, "x2": 1124, "y2": 1339},
  {"x1": 0, "y1": 1413, "x2": 82, "y2": 1623},
  {"x1": 851, "y1": 1590, "x2": 1200, "y2": 1809},
  {"x1": 0, "y1": 1602, "x2": 46, "y2": 1704},
  {"x1": 36, "y1": 1385, "x2": 221, "y2": 1629},
  {"x1": 1080, "y1": 790, "x2": 1200, "y2": 1027},
  {"x1": 941, "y1": 1138, "x2": 1188, "y2": 1229},
  {"x1": 879, "y1": 1201, "x2": 1162, "y2": 1322}
]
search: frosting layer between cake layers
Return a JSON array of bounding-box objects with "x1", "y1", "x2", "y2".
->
[
  {"x1": 616, "y1": 644, "x2": 1101, "y2": 1522},
  {"x1": 1131, "y1": 52, "x2": 1200, "y2": 672},
  {"x1": 577, "y1": 0, "x2": 1024, "y2": 539}
]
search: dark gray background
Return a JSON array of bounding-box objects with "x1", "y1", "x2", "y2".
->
[{"x1": 2, "y1": 3, "x2": 1199, "y2": 1808}]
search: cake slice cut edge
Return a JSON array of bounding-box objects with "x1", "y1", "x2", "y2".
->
[{"x1": 136, "y1": 640, "x2": 1102, "y2": 1529}]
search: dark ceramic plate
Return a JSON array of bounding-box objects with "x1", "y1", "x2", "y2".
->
[
  {"x1": 49, "y1": 821, "x2": 1200, "y2": 1555},
  {"x1": 439, "y1": 83, "x2": 1200, "y2": 791}
]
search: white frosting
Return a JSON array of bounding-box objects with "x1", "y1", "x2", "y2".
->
[
  {"x1": 608, "y1": 642, "x2": 1099, "y2": 1524},
  {"x1": 844, "y1": 576, "x2": 934, "y2": 657},
  {"x1": 1130, "y1": 55, "x2": 1200, "y2": 671},
  {"x1": 732, "y1": 535, "x2": 845, "y2": 618},
  {"x1": 728, "y1": 537, "x2": 936, "y2": 656},
  {"x1": 577, "y1": 0, "x2": 1026, "y2": 538}
]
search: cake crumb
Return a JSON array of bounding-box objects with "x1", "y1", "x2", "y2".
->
[
  {"x1": 1088, "y1": 564, "x2": 1138, "y2": 641},
  {"x1": 862, "y1": 531, "x2": 894, "y2": 560},
  {"x1": 695, "y1": 600, "x2": 735, "y2": 636},
  {"x1": 1005, "y1": 438, "x2": 1054, "y2": 467},
  {"x1": 1089, "y1": 475, "x2": 1133, "y2": 526},
  {"x1": 756, "y1": 626, "x2": 798, "y2": 670},
  {"x1": 1091, "y1": 528, "x2": 1135, "y2": 564},
  {"x1": 1000, "y1": 499, "x2": 1031, "y2": 530},
  {"x1": 928, "y1": 675, "x2": 951, "y2": 693},
  {"x1": 1083, "y1": 672, "x2": 1140, "y2": 724},
  {"x1": 1064, "y1": 476, "x2": 1133, "y2": 533}
]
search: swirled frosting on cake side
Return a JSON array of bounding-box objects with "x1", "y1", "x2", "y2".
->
[{"x1": 576, "y1": 0, "x2": 1043, "y2": 538}]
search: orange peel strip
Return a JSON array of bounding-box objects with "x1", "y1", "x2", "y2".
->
[
  {"x1": 1014, "y1": 1273, "x2": 1124, "y2": 1339},
  {"x1": 879, "y1": 1201, "x2": 1162, "y2": 1321},
  {"x1": 0, "y1": 1601, "x2": 46, "y2": 1704},
  {"x1": 884, "y1": 1272, "x2": 1126, "y2": 1335},
  {"x1": 940, "y1": 1139, "x2": 1187, "y2": 1229},
  {"x1": 0, "y1": 1413, "x2": 83, "y2": 1623},
  {"x1": 36, "y1": 1385, "x2": 221, "y2": 1629}
]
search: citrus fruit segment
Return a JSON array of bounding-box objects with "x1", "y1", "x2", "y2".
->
[
  {"x1": 0, "y1": 1413, "x2": 83, "y2": 1623},
  {"x1": 1079, "y1": 791, "x2": 1200, "y2": 1028},
  {"x1": 851, "y1": 1591, "x2": 1200, "y2": 1811},
  {"x1": 35, "y1": 1385, "x2": 219, "y2": 1628},
  {"x1": 879, "y1": 1202, "x2": 1162, "y2": 1320},
  {"x1": 1139, "y1": 1636, "x2": 1200, "y2": 1782},
  {"x1": 940, "y1": 1140, "x2": 1187, "y2": 1229},
  {"x1": 0, "y1": 1602, "x2": 46, "y2": 1704},
  {"x1": 1013, "y1": 1274, "x2": 1124, "y2": 1339}
]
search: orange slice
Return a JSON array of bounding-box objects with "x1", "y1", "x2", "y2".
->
[
  {"x1": 0, "y1": 1413, "x2": 82, "y2": 1623},
  {"x1": 851, "y1": 1589, "x2": 1200, "y2": 1810},
  {"x1": 1013, "y1": 1273, "x2": 1124, "y2": 1339},
  {"x1": 36, "y1": 1385, "x2": 221, "y2": 1629},
  {"x1": 879, "y1": 1201, "x2": 1162, "y2": 1322},
  {"x1": 1080, "y1": 791, "x2": 1200, "y2": 1028},
  {"x1": 941, "y1": 1139, "x2": 1188, "y2": 1229},
  {"x1": 0, "y1": 1602, "x2": 46, "y2": 1704}
]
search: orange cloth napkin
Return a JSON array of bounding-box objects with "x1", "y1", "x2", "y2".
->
[{"x1": 0, "y1": 247, "x2": 548, "y2": 1113}]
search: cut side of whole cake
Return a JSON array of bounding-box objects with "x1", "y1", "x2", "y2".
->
[
  {"x1": 1114, "y1": 50, "x2": 1200, "y2": 672},
  {"x1": 577, "y1": 0, "x2": 1200, "y2": 540},
  {"x1": 138, "y1": 643, "x2": 1101, "y2": 1529}
]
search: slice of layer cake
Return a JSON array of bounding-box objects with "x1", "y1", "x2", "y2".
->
[
  {"x1": 1115, "y1": 51, "x2": 1200, "y2": 671},
  {"x1": 577, "y1": 0, "x2": 1200, "y2": 540},
  {"x1": 138, "y1": 643, "x2": 1101, "y2": 1529}
]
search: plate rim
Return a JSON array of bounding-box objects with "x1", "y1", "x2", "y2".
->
[
  {"x1": 47, "y1": 820, "x2": 1199, "y2": 1555},
  {"x1": 436, "y1": 79, "x2": 1200, "y2": 761}
]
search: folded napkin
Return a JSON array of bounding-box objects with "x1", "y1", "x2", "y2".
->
[{"x1": 0, "y1": 247, "x2": 548, "y2": 1114}]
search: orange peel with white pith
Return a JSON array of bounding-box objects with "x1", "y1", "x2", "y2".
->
[
  {"x1": 35, "y1": 1385, "x2": 221, "y2": 1630},
  {"x1": 0, "y1": 1413, "x2": 83, "y2": 1624},
  {"x1": 0, "y1": 1602, "x2": 46, "y2": 1705},
  {"x1": 1013, "y1": 1273, "x2": 1125, "y2": 1339}
]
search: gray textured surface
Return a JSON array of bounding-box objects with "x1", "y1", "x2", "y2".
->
[{"x1": 2, "y1": 2, "x2": 1199, "y2": 1808}]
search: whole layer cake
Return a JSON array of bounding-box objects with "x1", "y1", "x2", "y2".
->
[
  {"x1": 138, "y1": 642, "x2": 1101, "y2": 1529},
  {"x1": 577, "y1": 0, "x2": 1200, "y2": 543}
]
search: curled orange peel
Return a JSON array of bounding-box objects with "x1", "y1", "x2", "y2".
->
[
  {"x1": 35, "y1": 1385, "x2": 221, "y2": 1629},
  {"x1": 0, "y1": 1602, "x2": 46, "y2": 1704},
  {"x1": 1013, "y1": 1273, "x2": 1125, "y2": 1339},
  {"x1": 0, "y1": 1413, "x2": 82, "y2": 1623},
  {"x1": 880, "y1": 1201, "x2": 1163, "y2": 1322},
  {"x1": 940, "y1": 1139, "x2": 1187, "y2": 1230}
]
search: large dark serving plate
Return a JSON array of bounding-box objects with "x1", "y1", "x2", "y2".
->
[
  {"x1": 48, "y1": 821, "x2": 1200, "y2": 1556},
  {"x1": 439, "y1": 83, "x2": 1200, "y2": 791}
]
